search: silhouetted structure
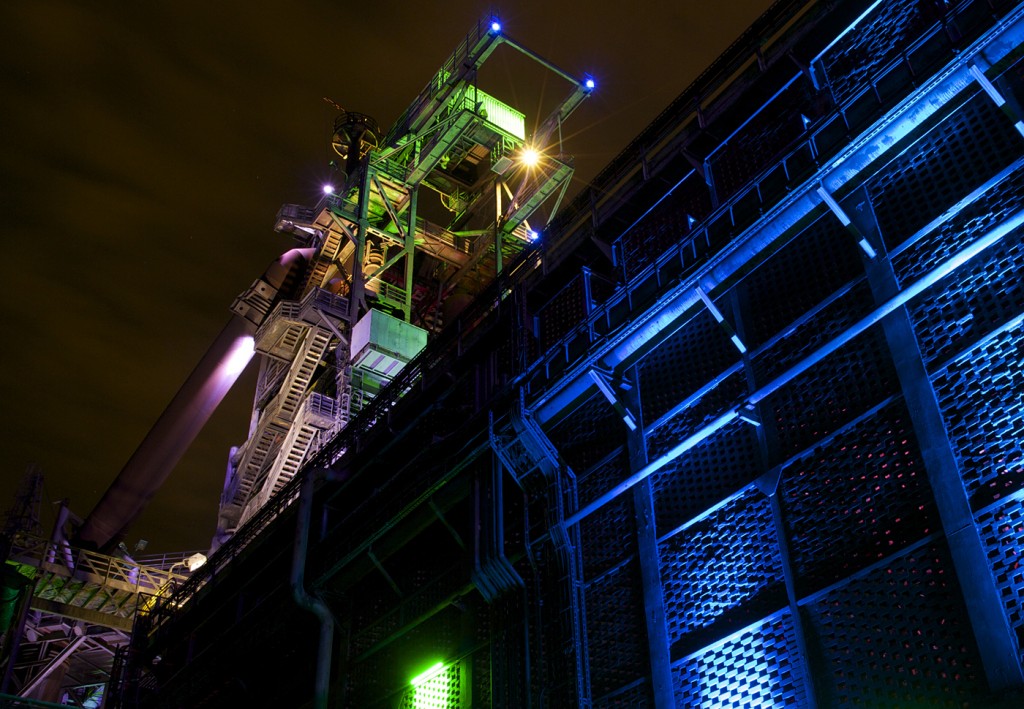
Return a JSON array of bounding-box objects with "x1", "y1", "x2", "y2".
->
[{"x1": 71, "y1": 0, "x2": 1024, "y2": 706}]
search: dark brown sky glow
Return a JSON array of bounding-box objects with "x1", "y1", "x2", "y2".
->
[{"x1": 0, "y1": 1, "x2": 774, "y2": 551}]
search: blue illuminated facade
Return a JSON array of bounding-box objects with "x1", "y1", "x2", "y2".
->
[{"x1": 128, "y1": 1, "x2": 1024, "y2": 706}]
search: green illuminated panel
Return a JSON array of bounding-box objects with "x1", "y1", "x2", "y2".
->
[
  {"x1": 402, "y1": 661, "x2": 462, "y2": 709},
  {"x1": 472, "y1": 89, "x2": 525, "y2": 140}
]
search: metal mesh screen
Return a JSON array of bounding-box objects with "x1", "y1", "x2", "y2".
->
[
  {"x1": 580, "y1": 494, "x2": 637, "y2": 581},
  {"x1": 710, "y1": 75, "x2": 823, "y2": 202},
  {"x1": 763, "y1": 327, "x2": 901, "y2": 457},
  {"x1": 651, "y1": 419, "x2": 762, "y2": 535},
  {"x1": 908, "y1": 228, "x2": 1024, "y2": 369},
  {"x1": 803, "y1": 540, "x2": 986, "y2": 706},
  {"x1": 548, "y1": 392, "x2": 628, "y2": 474},
  {"x1": 779, "y1": 399, "x2": 939, "y2": 595},
  {"x1": 639, "y1": 310, "x2": 741, "y2": 425},
  {"x1": 619, "y1": 172, "x2": 712, "y2": 281},
  {"x1": 818, "y1": 0, "x2": 936, "y2": 107},
  {"x1": 585, "y1": 557, "x2": 649, "y2": 700},
  {"x1": 975, "y1": 493, "x2": 1024, "y2": 667},
  {"x1": 932, "y1": 317, "x2": 1024, "y2": 510},
  {"x1": 868, "y1": 93, "x2": 1023, "y2": 250},
  {"x1": 645, "y1": 370, "x2": 749, "y2": 461},
  {"x1": 672, "y1": 611, "x2": 808, "y2": 707},
  {"x1": 659, "y1": 487, "x2": 785, "y2": 652},
  {"x1": 739, "y1": 216, "x2": 864, "y2": 351}
]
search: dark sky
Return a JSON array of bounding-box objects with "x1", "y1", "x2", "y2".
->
[{"x1": 1, "y1": 1, "x2": 775, "y2": 552}]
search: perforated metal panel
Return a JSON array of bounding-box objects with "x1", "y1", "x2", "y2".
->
[
  {"x1": 892, "y1": 163, "x2": 1024, "y2": 285},
  {"x1": 548, "y1": 392, "x2": 628, "y2": 474},
  {"x1": 818, "y1": 0, "x2": 936, "y2": 107},
  {"x1": 710, "y1": 75, "x2": 823, "y2": 202},
  {"x1": 976, "y1": 493, "x2": 1024, "y2": 667},
  {"x1": 585, "y1": 558, "x2": 649, "y2": 700},
  {"x1": 932, "y1": 317, "x2": 1024, "y2": 510},
  {"x1": 619, "y1": 172, "x2": 712, "y2": 280},
  {"x1": 779, "y1": 399, "x2": 938, "y2": 594},
  {"x1": 763, "y1": 327, "x2": 900, "y2": 457},
  {"x1": 578, "y1": 449, "x2": 631, "y2": 507},
  {"x1": 639, "y1": 310, "x2": 741, "y2": 425},
  {"x1": 660, "y1": 487, "x2": 785, "y2": 652},
  {"x1": 908, "y1": 229, "x2": 1024, "y2": 368},
  {"x1": 651, "y1": 419, "x2": 762, "y2": 534},
  {"x1": 645, "y1": 370, "x2": 749, "y2": 461},
  {"x1": 672, "y1": 611, "x2": 808, "y2": 707},
  {"x1": 803, "y1": 540, "x2": 986, "y2": 706},
  {"x1": 580, "y1": 495, "x2": 637, "y2": 581},
  {"x1": 750, "y1": 279, "x2": 875, "y2": 385},
  {"x1": 538, "y1": 274, "x2": 589, "y2": 352},
  {"x1": 868, "y1": 93, "x2": 1023, "y2": 250},
  {"x1": 739, "y1": 215, "x2": 864, "y2": 351}
]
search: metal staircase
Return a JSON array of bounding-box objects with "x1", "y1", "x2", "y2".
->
[{"x1": 221, "y1": 289, "x2": 348, "y2": 531}]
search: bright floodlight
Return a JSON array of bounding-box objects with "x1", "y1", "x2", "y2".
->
[
  {"x1": 584, "y1": 77, "x2": 596, "y2": 91},
  {"x1": 490, "y1": 20, "x2": 501, "y2": 33},
  {"x1": 527, "y1": 230, "x2": 539, "y2": 242},
  {"x1": 322, "y1": 184, "x2": 335, "y2": 195},
  {"x1": 521, "y1": 147, "x2": 540, "y2": 167}
]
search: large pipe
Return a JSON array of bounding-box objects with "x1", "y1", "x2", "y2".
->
[
  {"x1": 77, "y1": 249, "x2": 313, "y2": 551},
  {"x1": 292, "y1": 469, "x2": 335, "y2": 709}
]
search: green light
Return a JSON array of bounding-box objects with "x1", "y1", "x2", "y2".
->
[
  {"x1": 410, "y1": 662, "x2": 445, "y2": 686},
  {"x1": 404, "y1": 661, "x2": 459, "y2": 709}
]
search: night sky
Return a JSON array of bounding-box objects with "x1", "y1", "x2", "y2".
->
[{"x1": 1, "y1": 1, "x2": 775, "y2": 553}]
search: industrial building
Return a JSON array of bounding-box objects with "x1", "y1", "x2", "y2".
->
[{"x1": 5, "y1": 0, "x2": 1024, "y2": 706}]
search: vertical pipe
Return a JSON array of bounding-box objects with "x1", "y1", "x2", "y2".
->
[{"x1": 292, "y1": 471, "x2": 335, "y2": 709}]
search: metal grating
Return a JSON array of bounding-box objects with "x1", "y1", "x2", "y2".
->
[
  {"x1": 818, "y1": 0, "x2": 937, "y2": 107},
  {"x1": 548, "y1": 392, "x2": 628, "y2": 474},
  {"x1": 585, "y1": 557, "x2": 649, "y2": 700},
  {"x1": 908, "y1": 228, "x2": 1024, "y2": 368},
  {"x1": 672, "y1": 611, "x2": 808, "y2": 707},
  {"x1": 651, "y1": 419, "x2": 762, "y2": 535},
  {"x1": 538, "y1": 273, "x2": 589, "y2": 352},
  {"x1": 645, "y1": 369, "x2": 749, "y2": 461},
  {"x1": 779, "y1": 399, "x2": 938, "y2": 594},
  {"x1": 803, "y1": 540, "x2": 986, "y2": 707},
  {"x1": 975, "y1": 493, "x2": 1024, "y2": 667},
  {"x1": 580, "y1": 494, "x2": 637, "y2": 581},
  {"x1": 740, "y1": 215, "x2": 864, "y2": 351},
  {"x1": 750, "y1": 279, "x2": 875, "y2": 385},
  {"x1": 639, "y1": 309, "x2": 741, "y2": 425},
  {"x1": 764, "y1": 327, "x2": 900, "y2": 457},
  {"x1": 932, "y1": 317, "x2": 1024, "y2": 510},
  {"x1": 660, "y1": 487, "x2": 785, "y2": 652},
  {"x1": 868, "y1": 93, "x2": 1023, "y2": 250},
  {"x1": 892, "y1": 162, "x2": 1024, "y2": 286},
  {"x1": 578, "y1": 448, "x2": 631, "y2": 507}
]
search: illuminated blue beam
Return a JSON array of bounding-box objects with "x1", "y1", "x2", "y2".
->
[{"x1": 563, "y1": 208, "x2": 1024, "y2": 529}]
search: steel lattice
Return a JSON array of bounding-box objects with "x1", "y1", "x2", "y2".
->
[
  {"x1": 932, "y1": 317, "x2": 1024, "y2": 510},
  {"x1": 868, "y1": 93, "x2": 1022, "y2": 250},
  {"x1": 585, "y1": 558, "x2": 649, "y2": 700},
  {"x1": 803, "y1": 541, "x2": 985, "y2": 706},
  {"x1": 779, "y1": 399, "x2": 938, "y2": 594},
  {"x1": 976, "y1": 493, "x2": 1024, "y2": 667},
  {"x1": 672, "y1": 611, "x2": 808, "y2": 707},
  {"x1": 660, "y1": 487, "x2": 785, "y2": 651},
  {"x1": 651, "y1": 419, "x2": 762, "y2": 534}
]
